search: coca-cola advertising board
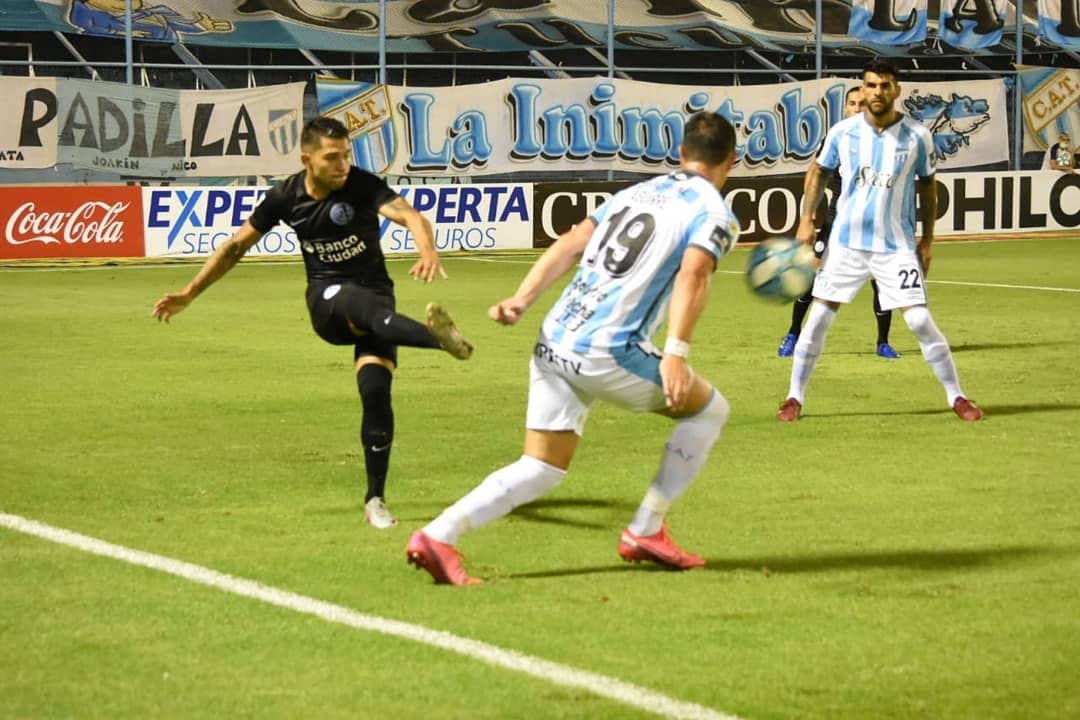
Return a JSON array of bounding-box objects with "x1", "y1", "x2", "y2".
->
[{"x1": 0, "y1": 186, "x2": 145, "y2": 259}]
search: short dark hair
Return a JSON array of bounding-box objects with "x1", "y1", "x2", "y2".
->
[
  {"x1": 681, "y1": 112, "x2": 736, "y2": 165},
  {"x1": 845, "y1": 86, "x2": 863, "y2": 100},
  {"x1": 301, "y1": 116, "x2": 349, "y2": 150},
  {"x1": 863, "y1": 59, "x2": 900, "y2": 82}
]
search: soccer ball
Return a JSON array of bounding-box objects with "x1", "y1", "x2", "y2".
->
[{"x1": 745, "y1": 236, "x2": 816, "y2": 303}]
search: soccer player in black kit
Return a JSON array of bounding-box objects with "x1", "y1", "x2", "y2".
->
[{"x1": 152, "y1": 117, "x2": 473, "y2": 530}]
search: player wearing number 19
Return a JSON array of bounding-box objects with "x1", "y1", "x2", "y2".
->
[
  {"x1": 776, "y1": 59, "x2": 982, "y2": 423},
  {"x1": 406, "y1": 112, "x2": 741, "y2": 584}
]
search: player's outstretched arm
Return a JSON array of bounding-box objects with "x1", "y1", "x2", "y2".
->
[
  {"x1": 151, "y1": 220, "x2": 263, "y2": 322},
  {"x1": 488, "y1": 219, "x2": 595, "y2": 326},
  {"x1": 379, "y1": 196, "x2": 445, "y2": 283},
  {"x1": 660, "y1": 247, "x2": 714, "y2": 411}
]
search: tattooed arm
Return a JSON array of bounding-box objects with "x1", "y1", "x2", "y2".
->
[{"x1": 151, "y1": 220, "x2": 264, "y2": 322}]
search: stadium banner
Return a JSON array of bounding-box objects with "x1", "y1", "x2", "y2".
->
[
  {"x1": 1017, "y1": 65, "x2": 1080, "y2": 153},
  {"x1": 141, "y1": 183, "x2": 534, "y2": 259},
  {"x1": 7, "y1": 77, "x2": 302, "y2": 177},
  {"x1": 902, "y1": 78, "x2": 1008, "y2": 168},
  {"x1": 6, "y1": 0, "x2": 976, "y2": 55},
  {"x1": 0, "y1": 185, "x2": 144, "y2": 259},
  {"x1": 1038, "y1": 0, "x2": 1080, "y2": 48},
  {"x1": 532, "y1": 171, "x2": 1080, "y2": 246},
  {"x1": 316, "y1": 76, "x2": 1007, "y2": 179},
  {"x1": 53, "y1": 78, "x2": 302, "y2": 177},
  {"x1": 938, "y1": 0, "x2": 1008, "y2": 50},
  {"x1": 849, "y1": 0, "x2": 929, "y2": 45},
  {"x1": 0, "y1": 77, "x2": 59, "y2": 169}
]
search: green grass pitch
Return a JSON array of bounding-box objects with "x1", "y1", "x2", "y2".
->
[{"x1": 1, "y1": 238, "x2": 1078, "y2": 719}]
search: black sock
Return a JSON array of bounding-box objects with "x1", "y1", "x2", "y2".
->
[
  {"x1": 367, "y1": 309, "x2": 441, "y2": 350},
  {"x1": 357, "y1": 364, "x2": 394, "y2": 502},
  {"x1": 871, "y1": 281, "x2": 892, "y2": 345},
  {"x1": 788, "y1": 291, "x2": 812, "y2": 335}
]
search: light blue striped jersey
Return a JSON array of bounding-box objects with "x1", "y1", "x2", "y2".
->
[
  {"x1": 818, "y1": 113, "x2": 936, "y2": 253},
  {"x1": 541, "y1": 170, "x2": 739, "y2": 356}
]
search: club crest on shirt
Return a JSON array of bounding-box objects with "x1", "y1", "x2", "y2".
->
[{"x1": 330, "y1": 202, "x2": 355, "y2": 225}]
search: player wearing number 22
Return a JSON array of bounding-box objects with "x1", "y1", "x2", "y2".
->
[
  {"x1": 777, "y1": 59, "x2": 982, "y2": 423},
  {"x1": 406, "y1": 112, "x2": 741, "y2": 584}
]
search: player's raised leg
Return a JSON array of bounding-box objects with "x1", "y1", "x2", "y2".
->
[{"x1": 425, "y1": 302, "x2": 474, "y2": 360}]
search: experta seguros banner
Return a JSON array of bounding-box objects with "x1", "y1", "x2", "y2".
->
[{"x1": 140, "y1": 183, "x2": 535, "y2": 258}]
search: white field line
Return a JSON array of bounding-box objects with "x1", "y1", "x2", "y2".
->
[{"x1": 0, "y1": 512, "x2": 742, "y2": 720}]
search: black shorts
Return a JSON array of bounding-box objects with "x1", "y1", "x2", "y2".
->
[{"x1": 306, "y1": 280, "x2": 399, "y2": 365}]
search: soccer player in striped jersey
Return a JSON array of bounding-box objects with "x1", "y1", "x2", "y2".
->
[
  {"x1": 777, "y1": 59, "x2": 982, "y2": 423},
  {"x1": 777, "y1": 85, "x2": 898, "y2": 360},
  {"x1": 407, "y1": 113, "x2": 741, "y2": 584}
]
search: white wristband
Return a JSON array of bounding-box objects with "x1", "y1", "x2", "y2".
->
[{"x1": 664, "y1": 338, "x2": 690, "y2": 358}]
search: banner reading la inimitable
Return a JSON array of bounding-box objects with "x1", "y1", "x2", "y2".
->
[{"x1": 316, "y1": 75, "x2": 1008, "y2": 179}]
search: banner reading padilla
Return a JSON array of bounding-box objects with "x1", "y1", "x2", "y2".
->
[
  {"x1": 0, "y1": 77, "x2": 58, "y2": 169},
  {"x1": 0, "y1": 186, "x2": 145, "y2": 259},
  {"x1": 11, "y1": 77, "x2": 303, "y2": 177}
]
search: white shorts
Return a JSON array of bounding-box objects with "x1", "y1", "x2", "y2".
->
[
  {"x1": 813, "y1": 244, "x2": 927, "y2": 311},
  {"x1": 525, "y1": 335, "x2": 668, "y2": 436}
]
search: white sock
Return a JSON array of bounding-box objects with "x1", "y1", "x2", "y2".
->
[
  {"x1": 788, "y1": 302, "x2": 837, "y2": 403},
  {"x1": 628, "y1": 391, "x2": 730, "y2": 537},
  {"x1": 424, "y1": 455, "x2": 565, "y2": 546},
  {"x1": 902, "y1": 305, "x2": 964, "y2": 405}
]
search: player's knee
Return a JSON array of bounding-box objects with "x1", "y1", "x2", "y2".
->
[
  {"x1": 357, "y1": 364, "x2": 394, "y2": 438},
  {"x1": 359, "y1": 365, "x2": 394, "y2": 448},
  {"x1": 694, "y1": 391, "x2": 730, "y2": 447},
  {"x1": 702, "y1": 390, "x2": 730, "y2": 430},
  {"x1": 357, "y1": 363, "x2": 393, "y2": 401},
  {"x1": 901, "y1": 305, "x2": 932, "y2": 336}
]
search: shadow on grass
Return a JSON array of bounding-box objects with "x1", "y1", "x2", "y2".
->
[
  {"x1": 950, "y1": 341, "x2": 1073, "y2": 353},
  {"x1": 309, "y1": 497, "x2": 638, "y2": 527},
  {"x1": 812, "y1": 402, "x2": 1080, "y2": 419},
  {"x1": 509, "y1": 545, "x2": 1069, "y2": 581},
  {"x1": 509, "y1": 498, "x2": 638, "y2": 530},
  {"x1": 829, "y1": 340, "x2": 1072, "y2": 356},
  {"x1": 700, "y1": 545, "x2": 1061, "y2": 573}
]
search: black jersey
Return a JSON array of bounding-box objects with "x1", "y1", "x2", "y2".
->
[{"x1": 248, "y1": 166, "x2": 399, "y2": 285}]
